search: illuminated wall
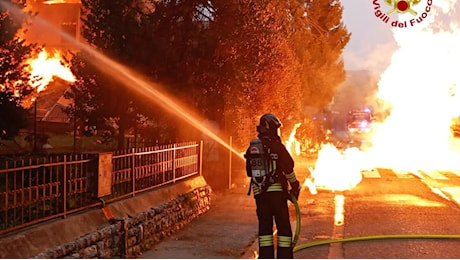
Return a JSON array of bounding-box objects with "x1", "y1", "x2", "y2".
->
[{"x1": 25, "y1": 0, "x2": 81, "y2": 51}]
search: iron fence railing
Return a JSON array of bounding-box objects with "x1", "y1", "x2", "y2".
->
[{"x1": 0, "y1": 141, "x2": 202, "y2": 235}]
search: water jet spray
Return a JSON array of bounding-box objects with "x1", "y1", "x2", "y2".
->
[{"x1": 1, "y1": 0, "x2": 244, "y2": 160}]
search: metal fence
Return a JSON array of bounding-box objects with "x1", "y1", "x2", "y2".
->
[{"x1": 0, "y1": 141, "x2": 202, "y2": 235}]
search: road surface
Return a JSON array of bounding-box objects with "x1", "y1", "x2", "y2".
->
[{"x1": 139, "y1": 165, "x2": 460, "y2": 258}]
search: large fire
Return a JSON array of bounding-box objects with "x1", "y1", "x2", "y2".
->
[
  {"x1": 296, "y1": 1, "x2": 460, "y2": 192},
  {"x1": 27, "y1": 48, "x2": 75, "y2": 93},
  {"x1": 18, "y1": 48, "x2": 76, "y2": 108},
  {"x1": 285, "y1": 122, "x2": 302, "y2": 156},
  {"x1": 310, "y1": 143, "x2": 363, "y2": 192}
]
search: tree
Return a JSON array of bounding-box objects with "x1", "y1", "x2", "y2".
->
[
  {"x1": 205, "y1": 0, "x2": 349, "y2": 146},
  {"x1": 69, "y1": 0, "x2": 218, "y2": 148},
  {"x1": 132, "y1": 0, "x2": 221, "y2": 140},
  {"x1": 205, "y1": 0, "x2": 305, "y2": 147},
  {"x1": 0, "y1": 0, "x2": 37, "y2": 139},
  {"x1": 300, "y1": 0, "x2": 350, "y2": 109},
  {"x1": 69, "y1": 0, "x2": 349, "y2": 150},
  {"x1": 68, "y1": 0, "x2": 156, "y2": 149},
  {"x1": 0, "y1": 92, "x2": 29, "y2": 139}
]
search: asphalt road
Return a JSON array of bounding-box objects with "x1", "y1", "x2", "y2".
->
[
  {"x1": 139, "y1": 164, "x2": 460, "y2": 259},
  {"x1": 294, "y1": 168, "x2": 460, "y2": 259}
]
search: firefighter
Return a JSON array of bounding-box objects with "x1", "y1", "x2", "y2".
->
[{"x1": 246, "y1": 113, "x2": 300, "y2": 259}]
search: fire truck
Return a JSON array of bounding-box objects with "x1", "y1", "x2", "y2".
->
[{"x1": 347, "y1": 108, "x2": 373, "y2": 140}]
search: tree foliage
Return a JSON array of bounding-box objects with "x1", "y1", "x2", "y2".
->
[
  {"x1": 0, "y1": 0, "x2": 37, "y2": 139},
  {"x1": 69, "y1": 0, "x2": 154, "y2": 149},
  {"x1": 300, "y1": 0, "x2": 350, "y2": 109},
  {"x1": 203, "y1": 0, "x2": 350, "y2": 146},
  {"x1": 68, "y1": 0, "x2": 349, "y2": 149},
  {"x1": 206, "y1": 0, "x2": 304, "y2": 145},
  {"x1": 69, "y1": 0, "x2": 215, "y2": 148}
]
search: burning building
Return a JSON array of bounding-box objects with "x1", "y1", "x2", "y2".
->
[
  {"x1": 21, "y1": 0, "x2": 81, "y2": 135},
  {"x1": 25, "y1": 0, "x2": 81, "y2": 51}
]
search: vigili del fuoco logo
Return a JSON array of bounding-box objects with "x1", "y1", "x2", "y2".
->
[{"x1": 372, "y1": 0, "x2": 433, "y2": 27}]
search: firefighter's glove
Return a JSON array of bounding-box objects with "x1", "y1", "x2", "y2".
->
[{"x1": 289, "y1": 181, "x2": 300, "y2": 201}]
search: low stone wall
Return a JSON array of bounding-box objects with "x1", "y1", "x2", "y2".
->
[{"x1": 33, "y1": 185, "x2": 212, "y2": 258}]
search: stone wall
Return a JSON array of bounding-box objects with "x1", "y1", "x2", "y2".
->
[{"x1": 33, "y1": 185, "x2": 212, "y2": 258}]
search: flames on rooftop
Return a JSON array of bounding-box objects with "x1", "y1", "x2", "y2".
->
[{"x1": 21, "y1": 0, "x2": 80, "y2": 97}]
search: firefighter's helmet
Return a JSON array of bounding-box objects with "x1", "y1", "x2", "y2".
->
[{"x1": 257, "y1": 113, "x2": 282, "y2": 136}]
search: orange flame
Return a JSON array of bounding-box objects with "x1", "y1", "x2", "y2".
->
[
  {"x1": 42, "y1": 0, "x2": 81, "y2": 4},
  {"x1": 358, "y1": 1, "x2": 460, "y2": 174},
  {"x1": 334, "y1": 194, "x2": 345, "y2": 226},
  {"x1": 27, "y1": 49, "x2": 75, "y2": 93},
  {"x1": 307, "y1": 143, "x2": 363, "y2": 192},
  {"x1": 301, "y1": 2, "x2": 460, "y2": 192},
  {"x1": 285, "y1": 123, "x2": 302, "y2": 156}
]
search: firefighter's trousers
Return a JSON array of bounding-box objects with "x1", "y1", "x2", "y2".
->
[{"x1": 255, "y1": 191, "x2": 293, "y2": 259}]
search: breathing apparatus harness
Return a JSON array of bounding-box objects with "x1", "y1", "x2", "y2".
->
[{"x1": 245, "y1": 137, "x2": 281, "y2": 196}]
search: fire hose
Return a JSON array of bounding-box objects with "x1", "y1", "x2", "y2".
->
[{"x1": 289, "y1": 194, "x2": 460, "y2": 254}]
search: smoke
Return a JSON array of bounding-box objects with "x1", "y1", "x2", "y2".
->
[{"x1": 363, "y1": 40, "x2": 398, "y2": 75}]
